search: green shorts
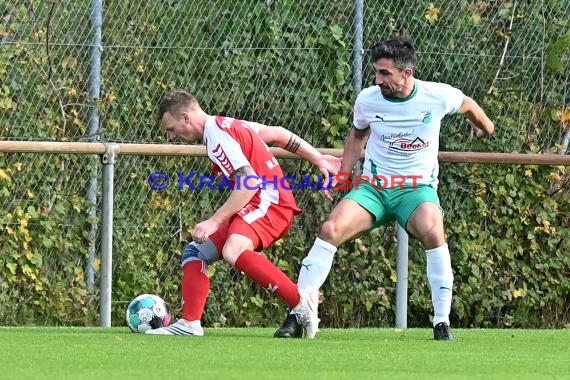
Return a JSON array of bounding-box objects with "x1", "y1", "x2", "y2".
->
[{"x1": 343, "y1": 182, "x2": 441, "y2": 229}]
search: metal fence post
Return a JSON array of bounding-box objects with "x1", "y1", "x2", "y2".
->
[
  {"x1": 395, "y1": 224, "x2": 409, "y2": 328},
  {"x1": 100, "y1": 144, "x2": 119, "y2": 327},
  {"x1": 352, "y1": 0, "x2": 364, "y2": 94},
  {"x1": 351, "y1": 0, "x2": 366, "y2": 177},
  {"x1": 86, "y1": 0, "x2": 103, "y2": 294},
  {"x1": 352, "y1": 0, "x2": 411, "y2": 328}
]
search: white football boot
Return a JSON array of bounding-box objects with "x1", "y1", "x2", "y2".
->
[
  {"x1": 145, "y1": 319, "x2": 204, "y2": 336},
  {"x1": 292, "y1": 288, "x2": 320, "y2": 339}
]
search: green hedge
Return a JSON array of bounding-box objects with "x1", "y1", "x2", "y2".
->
[{"x1": 0, "y1": 0, "x2": 568, "y2": 328}]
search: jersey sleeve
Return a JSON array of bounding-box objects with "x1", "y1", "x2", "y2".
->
[
  {"x1": 439, "y1": 83, "x2": 466, "y2": 115},
  {"x1": 206, "y1": 126, "x2": 254, "y2": 178},
  {"x1": 353, "y1": 96, "x2": 370, "y2": 130},
  {"x1": 241, "y1": 120, "x2": 265, "y2": 134}
]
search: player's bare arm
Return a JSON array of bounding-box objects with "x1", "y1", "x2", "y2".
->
[
  {"x1": 459, "y1": 96, "x2": 495, "y2": 138},
  {"x1": 192, "y1": 165, "x2": 259, "y2": 244},
  {"x1": 212, "y1": 165, "x2": 259, "y2": 223},
  {"x1": 258, "y1": 126, "x2": 339, "y2": 167},
  {"x1": 257, "y1": 125, "x2": 341, "y2": 190},
  {"x1": 339, "y1": 127, "x2": 370, "y2": 175}
]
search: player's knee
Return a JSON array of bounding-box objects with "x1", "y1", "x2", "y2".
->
[
  {"x1": 320, "y1": 220, "x2": 342, "y2": 244},
  {"x1": 409, "y1": 209, "x2": 444, "y2": 246},
  {"x1": 221, "y1": 246, "x2": 241, "y2": 265},
  {"x1": 421, "y1": 218, "x2": 440, "y2": 233},
  {"x1": 220, "y1": 239, "x2": 243, "y2": 265},
  {"x1": 421, "y1": 228, "x2": 446, "y2": 249},
  {"x1": 181, "y1": 241, "x2": 219, "y2": 266},
  {"x1": 221, "y1": 234, "x2": 255, "y2": 265}
]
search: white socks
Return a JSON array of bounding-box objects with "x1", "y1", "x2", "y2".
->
[
  {"x1": 426, "y1": 243, "x2": 453, "y2": 326},
  {"x1": 297, "y1": 237, "x2": 337, "y2": 291},
  {"x1": 297, "y1": 238, "x2": 453, "y2": 328}
]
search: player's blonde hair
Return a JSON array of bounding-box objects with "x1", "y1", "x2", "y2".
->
[{"x1": 156, "y1": 90, "x2": 199, "y2": 121}]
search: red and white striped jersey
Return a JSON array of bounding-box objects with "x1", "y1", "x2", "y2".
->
[{"x1": 204, "y1": 115, "x2": 302, "y2": 218}]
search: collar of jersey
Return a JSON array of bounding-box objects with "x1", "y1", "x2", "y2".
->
[{"x1": 382, "y1": 79, "x2": 418, "y2": 103}]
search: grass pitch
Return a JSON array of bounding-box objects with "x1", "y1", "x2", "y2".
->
[{"x1": 0, "y1": 327, "x2": 568, "y2": 380}]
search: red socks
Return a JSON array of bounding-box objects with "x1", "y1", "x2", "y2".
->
[
  {"x1": 181, "y1": 260, "x2": 210, "y2": 321},
  {"x1": 234, "y1": 250, "x2": 300, "y2": 308},
  {"x1": 181, "y1": 250, "x2": 300, "y2": 321}
]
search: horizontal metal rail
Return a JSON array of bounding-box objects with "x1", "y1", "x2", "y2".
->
[{"x1": 1, "y1": 141, "x2": 569, "y2": 165}]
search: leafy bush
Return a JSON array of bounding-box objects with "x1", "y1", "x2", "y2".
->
[{"x1": 1, "y1": 0, "x2": 568, "y2": 328}]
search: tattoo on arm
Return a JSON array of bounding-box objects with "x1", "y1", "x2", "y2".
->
[
  {"x1": 230, "y1": 165, "x2": 254, "y2": 180},
  {"x1": 284, "y1": 134, "x2": 302, "y2": 153}
]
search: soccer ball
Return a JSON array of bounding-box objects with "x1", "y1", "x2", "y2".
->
[{"x1": 126, "y1": 294, "x2": 172, "y2": 333}]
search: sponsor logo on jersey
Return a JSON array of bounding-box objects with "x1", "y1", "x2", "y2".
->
[
  {"x1": 420, "y1": 111, "x2": 432, "y2": 124},
  {"x1": 375, "y1": 113, "x2": 386, "y2": 122},
  {"x1": 389, "y1": 137, "x2": 429, "y2": 153},
  {"x1": 381, "y1": 131, "x2": 413, "y2": 142}
]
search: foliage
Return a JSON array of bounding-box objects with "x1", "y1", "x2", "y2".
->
[
  {"x1": 547, "y1": 21, "x2": 570, "y2": 75},
  {"x1": 0, "y1": 0, "x2": 569, "y2": 328}
]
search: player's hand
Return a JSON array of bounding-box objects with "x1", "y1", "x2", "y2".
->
[
  {"x1": 321, "y1": 154, "x2": 342, "y2": 174},
  {"x1": 316, "y1": 155, "x2": 342, "y2": 202},
  {"x1": 320, "y1": 187, "x2": 334, "y2": 202},
  {"x1": 467, "y1": 119, "x2": 486, "y2": 139},
  {"x1": 192, "y1": 219, "x2": 220, "y2": 244}
]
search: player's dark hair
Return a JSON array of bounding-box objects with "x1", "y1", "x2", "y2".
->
[
  {"x1": 371, "y1": 37, "x2": 417, "y2": 71},
  {"x1": 156, "y1": 90, "x2": 199, "y2": 121}
]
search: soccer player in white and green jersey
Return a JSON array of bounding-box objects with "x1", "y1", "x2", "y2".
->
[{"x1": 275, "y1": 37, "x2": 495, "y2": 340}]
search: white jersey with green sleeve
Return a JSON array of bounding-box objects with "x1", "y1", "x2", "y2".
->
[{"x1": 353, "y1": 79, "x2": 465, "y2": 189}]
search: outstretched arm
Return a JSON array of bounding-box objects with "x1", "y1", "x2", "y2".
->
[
  {"x1": 459, "y1": 97, "x2": 495, "y2": 138},
  {"x1": 256, "y1": 125, "x2": 341, "y2": 180},
  {"x1": 258, "y1": 126, "x2": 338, "y2": 163}
]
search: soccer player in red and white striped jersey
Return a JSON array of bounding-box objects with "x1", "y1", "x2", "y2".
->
[{"x1": 147, "y1": 90, "x2": 339, "y2": 336}]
